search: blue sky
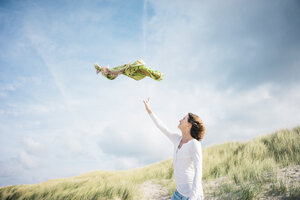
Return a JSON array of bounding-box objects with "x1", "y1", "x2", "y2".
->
[{"x1": 0, "y1": 0, "x2": 300, "y2": 187}]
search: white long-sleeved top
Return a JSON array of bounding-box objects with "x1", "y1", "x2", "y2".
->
[{"x1": 149, "y1": 112, "x2": 204, "y2": 200}]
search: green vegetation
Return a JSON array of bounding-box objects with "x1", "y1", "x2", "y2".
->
[{"x1": 1, "y1": 126, "x2": 299, "y2": 200}]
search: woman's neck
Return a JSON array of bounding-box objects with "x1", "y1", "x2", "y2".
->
[{"x1": 181, "y1": 130, "x2": 193, "y2": 143}]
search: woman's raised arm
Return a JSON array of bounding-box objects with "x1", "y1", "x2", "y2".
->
[{"x1": 143, "y1": 97, "x2": 180, "y2": 144}]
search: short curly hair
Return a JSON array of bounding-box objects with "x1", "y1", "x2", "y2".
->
[{"x1": 188, "y1": 113, "x2": 205, "y2": 141}]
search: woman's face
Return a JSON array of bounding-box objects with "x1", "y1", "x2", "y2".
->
[{"x1": 178, "y1": 114, "x2": 190, "y2": 130}]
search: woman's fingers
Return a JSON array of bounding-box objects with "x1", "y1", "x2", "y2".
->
[
  {"x1": 143, "y1": 100, "x2": 147, "y2": 107},
  {"x1": 146, "y1": 97, "x2": 150, "y2": 104},
  {"x1": 143, "y1": 98, "x2": 152, "y2": 114},
  {"x1": 143, "y1": 98, "x2": 148, "y2": 103},
  {"x1": 145, "y1": 101, "x2": 149, "y2": 107},
  {"x1": 143, "y1": 98, "x2": 150, "y2": 108}
]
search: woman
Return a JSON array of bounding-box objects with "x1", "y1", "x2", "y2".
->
[
  {"x1": 143, "y1": 97, "x2": 205, "y2": 200},
  {"x1": 94, "y1": 59, "x2": 163, "y2": 81}
]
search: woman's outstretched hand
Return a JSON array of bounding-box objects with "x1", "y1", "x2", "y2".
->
[{"x1": 143, "y1": 97, "x2": 152, "y2": 114}]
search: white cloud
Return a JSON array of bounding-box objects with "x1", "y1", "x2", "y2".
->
[
  {"x1": 2, "y1": 101, "x2": 67, "y2": 117},
  {"x1": 67, "y1": 139, "x2": 83, "y2": 153},
  {"x1": 19, "y1": 150, "x2": 37, "y2": 169},
  {"x1": 0, "y1": 77, "x2": 42, "y2": 92},
  {"x1": 30, "y1": 105, "x2": 50, "y2": 113},
  {"x1": 0, "y1": 84, "x2": 17, "y2": 92},
  {"x1": 114, "y1": 156, "x2": 141, "y2": 170},
  {"x1": 22, "y1": 137, "x2": 44, "y2": 155},
  {"x1": 0, "y1": 79, "x2": 24, "y2": 99}
]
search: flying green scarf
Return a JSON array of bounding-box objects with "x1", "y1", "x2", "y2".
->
[{"x1": 95, "y1": 59, "x2": 163, "y2": 81}]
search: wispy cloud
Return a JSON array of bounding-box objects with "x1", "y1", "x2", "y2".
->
[
  {"x1": 26, "y1": 33, "x2": 70, "y2": 103},
  {"x1": 19, "y1": 150, "x2": 37, "y2": 169},
  {"x1": 22, "y1": 137, "x2": 44, "y2": 155}
]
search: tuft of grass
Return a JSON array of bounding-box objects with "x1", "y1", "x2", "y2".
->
[
  {"x1": 289, "y1": 183, "x2": 300, "y2": 200},
  {"x1": 261, "y1": 127, "x2": 300, "y2": 167},
  {"x1": 238, "y1": 184, "x2": 260, "y2": 200},
  {"x1": 219, "y1": 182, "x2": 234, "y2": 194},
  {"x1": 270, "y1": 179, "x2": 287, "y2": 195}
]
